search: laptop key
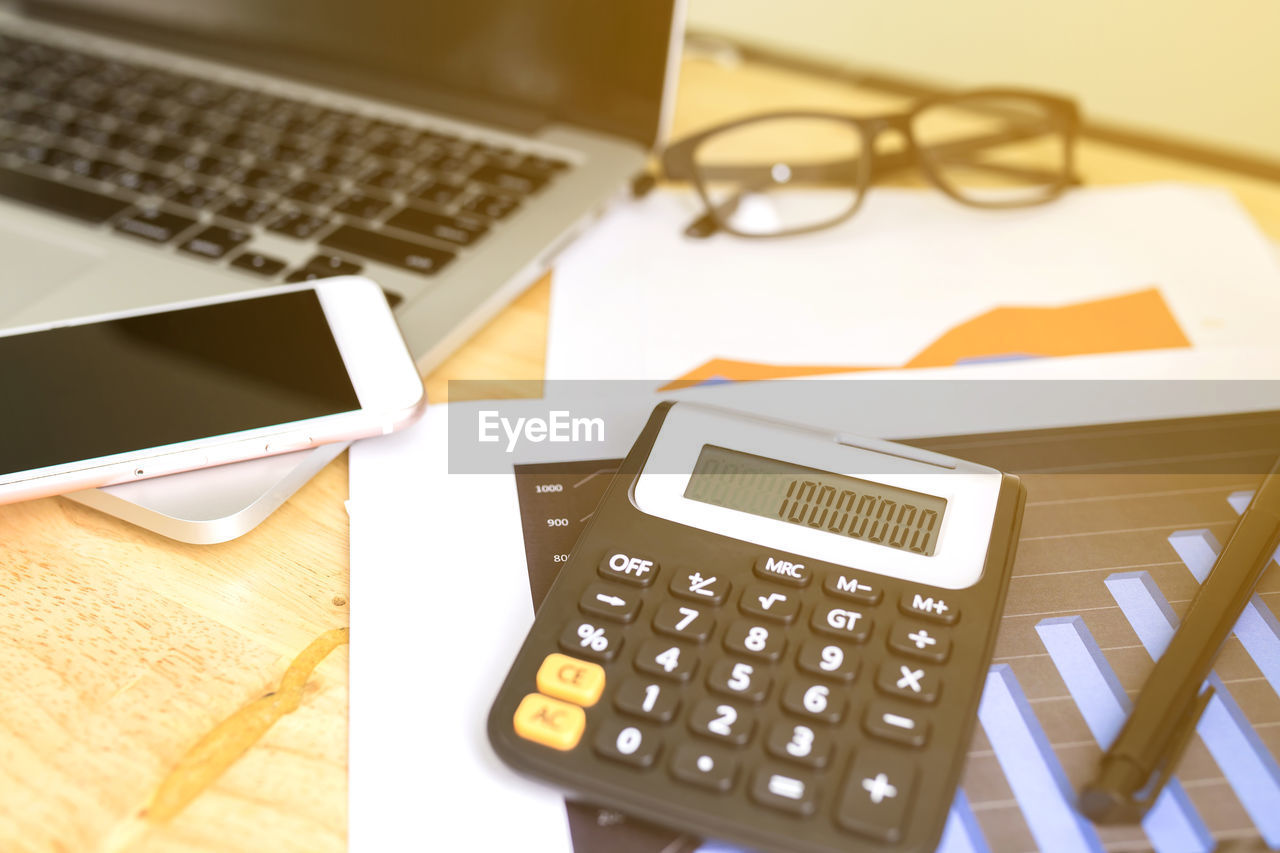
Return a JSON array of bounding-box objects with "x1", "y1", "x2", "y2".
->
[
  {"x1": 320, "y1": 225, "x2": 455, "y2": 276},
  {"x1": 231, "y1": 167, "x2": 293, "y2": 193},
  {"x1": 385, "y1": 207, "x2": 487, "y2": 247},
  {"x1": 229, "y1": 251, "x2": 287, "y2": 277},
  {"x1": 179, "y1": 225, "x2": 251, "y2": 260},
  {"x1": 332, "y1": 192, "x2": 390, "y2": 221},
  {"x1": 414, "y1": 179, "x2": 465, "y2": 207},
  {"x1": 302, "y1": 254, "x2": 362, "y2": 276},
  {"x1": 266, "y1": 209, "x2": 332, "y2": 240},
  {"x1": 169, "y1": 183, "x2": 222, "y2": 211},
  {"x1": 0, "y1": 165, "x2": 132, "y2": 222},
  {"x1": 218, "y1": 196, "x2": 277, "y2": 224},
  {"x1": 461, "y1": 192, "x2": 520, "y2": 220},
  {"x1": 286, "y1": 181, "x2": 341, "y2": 206},
  {"x1": 112, "y1": 168, "x2": 175, "y2": 196},
  {"x1": 114, "y1": 208, "x2": 198, "y2": 244},
  {"x1": 362, "y1": 168, "x2": 421, "y2": 193},
  {"x1": 471, "y1": 163, "x2": 547, "y2": 195}
]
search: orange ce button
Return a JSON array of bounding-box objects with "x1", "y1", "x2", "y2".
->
[{"x1": 536, "y1": 653, "x2": 606, "y2": 707}]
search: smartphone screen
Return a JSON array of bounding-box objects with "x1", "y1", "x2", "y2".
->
[{"x1": 1, "y1": 290, "x2": 361, "y2": 477}]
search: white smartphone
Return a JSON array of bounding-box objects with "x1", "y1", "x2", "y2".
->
[{"x1": 0, "y1": 277, "x2": 426, "y2": 505}]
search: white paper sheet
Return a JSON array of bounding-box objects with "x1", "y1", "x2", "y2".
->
[{"x1": 546, "y1": 184, "x2": 1280, "y2": 382}]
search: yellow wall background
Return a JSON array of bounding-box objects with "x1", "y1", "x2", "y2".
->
[{"x1": 687, "y1": 0, "x2": 1280, "y2": 162}]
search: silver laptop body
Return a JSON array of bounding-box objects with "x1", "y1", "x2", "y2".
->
[{"x1": 0, "y1": 0, "x2": 684, "y2": 542}]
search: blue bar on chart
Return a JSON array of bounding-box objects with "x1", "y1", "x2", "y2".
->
[
  {"x1": 1167, "y1": 528, "x2": 1280, "y2": 694},
  {"x1": 977, "y1": 664, "x2": 1104, "y2": 853},
  {"x1": 1105, "y1": 571, "x2": 1280, "y2": 847},
  {"x1": 936, "y1": 789, "x2": 990, "y2": 853},
  {"x1": 1036, "y1": 616, "x2": 1212, "y2": 853}
]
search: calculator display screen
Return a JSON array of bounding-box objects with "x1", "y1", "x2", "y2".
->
[{"x1": 682, "y1": 445, "x2": 948, "y2": 556}]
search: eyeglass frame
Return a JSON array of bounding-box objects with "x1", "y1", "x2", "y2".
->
[{"x1": 660, "y1": 87, "x2": 1082, "y2": 239}]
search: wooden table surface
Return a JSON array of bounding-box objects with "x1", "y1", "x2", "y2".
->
[{"x1": 4, "y1": 49, "x2": 1280, "y2": 853}]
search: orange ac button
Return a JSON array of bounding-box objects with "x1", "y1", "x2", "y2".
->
[
  {"x1": 536, "y1": 653, "x2": 606, "y2": 707},
  {"x1": 513, "y1": 693, "x2": 586, "y2": 751}
]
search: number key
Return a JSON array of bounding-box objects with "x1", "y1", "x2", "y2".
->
[
  {"x1": 706, "y1": 659, "x2": 771, "y2": 702},
  {"x1": 689, "y1": 699, "x2": 755, "y2": 746},
  {"x1": 796, "y1": 640, "x2": 859, "y2": 682},
  {"x1": 614, "y1": 678, "x2": 680, "y2": 723},
  {"x1": 594, "y1": 720, "x2": 659, "y2": 768},
  {"x1": 782, "y1": 680, "x2": 846, "y2": 724},
  {"x1": 634, "y1": 638, "x2": 697, "y2": 682},
  {"x1": 652, "y1": 601, "x2": 714, "y2": 642},
  {"x1": 766, "y1": 721, "x2": 833, "y2": 769},
  {"x1": 724, "y1": 620, "x2": 785, "y2": 662}
]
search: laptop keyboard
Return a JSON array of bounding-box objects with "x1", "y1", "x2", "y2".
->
[{"x1": 0, "y1": 32, "x2": 571, "y2": 304}]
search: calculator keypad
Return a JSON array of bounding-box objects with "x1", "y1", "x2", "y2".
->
[{"x1": 519, "y1": 548, "x2": 975, "y2": 848}]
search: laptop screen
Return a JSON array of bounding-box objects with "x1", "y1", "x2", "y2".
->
[{"x1": 23, "y1": 0, "x2": 678, "y2": 146}]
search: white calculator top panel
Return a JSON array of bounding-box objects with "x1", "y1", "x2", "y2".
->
[{"x1": 632, "y1": 404, "x2": 1004, "y2": 590}]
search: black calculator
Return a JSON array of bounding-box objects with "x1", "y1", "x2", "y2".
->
[{"x1": 489, "y1": 402, "x2": 1025, "y2": 853}]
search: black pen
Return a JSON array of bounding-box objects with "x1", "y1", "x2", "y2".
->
[{"x1": 1080, "y1": 456, "x2": 1280, "y2": 824}]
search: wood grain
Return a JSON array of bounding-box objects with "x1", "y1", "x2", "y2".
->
[{"x1": 2, "y1": 51, "x2": 1279, "y2": 853}]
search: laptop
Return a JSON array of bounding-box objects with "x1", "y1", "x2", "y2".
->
[{"x1": 0, "y1": 0, "x2": 684, "y2": 542}]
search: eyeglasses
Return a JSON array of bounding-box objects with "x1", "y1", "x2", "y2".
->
[{"x1": 660, "y1": 89, "x2": 1081, "y2": 238}]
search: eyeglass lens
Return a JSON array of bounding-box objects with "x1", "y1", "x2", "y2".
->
[{"x1": 692, "y1": 116, "x2": 865, "y2": 236}]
